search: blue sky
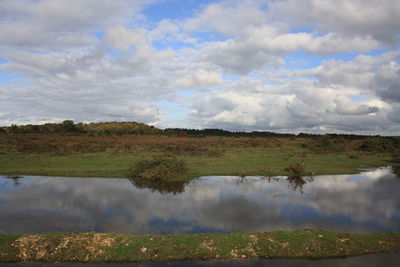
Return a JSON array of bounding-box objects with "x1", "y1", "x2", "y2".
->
[
  {"x1": 0, "y1": 0, "x2": 399, "y2": 134},
  {"x1": 143, "y1": 0, "x2": 217, "y2": 22}
]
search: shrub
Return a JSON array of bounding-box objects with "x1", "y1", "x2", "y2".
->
[
  {"x1": 315, "y1": 135, "x2": 342, "y2": 153},
  {"x1": 391, "y1": 150, "x2": 400, "y2": 163},
  {"x1": 129, "y1": 157, "x2": 188, "y2": 180},
  {"x1": 285, "y1": 161, "x2": 306, "y2": 177},
  {"x1": 300, "y1": 143, "x2": 308, "y2": 148},
  {"x1": 348, "y1": 154, "x2": 360, "y2": 159},
  {"x1": 359, "y1": 137, "x2": 394, "y2": 153}
]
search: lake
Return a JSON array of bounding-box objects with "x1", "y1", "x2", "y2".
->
[{"x1": 0, "y1": 167, "x2": 399, "y2": 234}]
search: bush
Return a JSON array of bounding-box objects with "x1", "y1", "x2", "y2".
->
[
  {"x1": 359, "y1": 137, "x2": 394, "y2": 153},
  {"x1": 285, "y1": 162, "x2": 306, "y2": 177},
  {"x1": 130, "y1": 157, "x2": 188, "y2": 180},
  {"x1": 391, "y1": 150, "x2": 400, "y2": 163},
  {"x1": 348, "y1": 154, "x2": 360, "y2": 159},
  {"x1": 315, "y1": 135, "x2": 342, "y2": 153}
]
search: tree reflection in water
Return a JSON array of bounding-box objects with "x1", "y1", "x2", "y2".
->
[
  {"x1": 129, "y1": 174, "x2": 315, "y2": 195},
  {"x1": 5, "y1": 175, "x2": 24, "y2": 186},
  {"x1": 286, "y1": 175, "x2": 314, "y2": 194},
  {"x1": 262, "y1": 175, "x2": 314, "y2": 194}
]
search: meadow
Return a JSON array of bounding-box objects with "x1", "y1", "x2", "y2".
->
[{"x1": 0, "y1": 132, "x2": 396, "y2": 180}]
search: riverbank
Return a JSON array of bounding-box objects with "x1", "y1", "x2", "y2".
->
[
  {"x1": 0, "y1": 134, "x2": 394, "y2": 180},
  {"x1": 1, "y1": 230, "x2": 399, "y2": 263}
]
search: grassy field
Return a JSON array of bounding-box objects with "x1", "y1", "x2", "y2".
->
[
  {"x1": 0, "y1": 133, "x2": 394, "y2": 179},
  {"x1": 0, "y1": 230, "x2": 399, "y2": 263}
]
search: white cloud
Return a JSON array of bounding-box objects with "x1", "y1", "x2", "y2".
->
[
  {"x1": 105, "y1": 25, "x2": 149, "y2": 51},
  {"x1": 188, "y1": 52, "x2": 399, "y2": 133},
  {"x1": 294, "y1": 52, "x2": 400, "y2": 103},
  {"x1": 198, "y1": 29, "x2": 380, "y2": 74},
  {"x1": 185, "y1": 1, "x2": 267, "y2": 36},
  {"x1": 174, "y1": 69, "x2": 223, "y2": 88},
  {"x1": 0, "y1": 0, "x2": 152, "y2": 51},
  {"x1": 334, "y1": 98, "x2": 379, "y2": 116},
  {"x1": 268, "y1": 0, "x2": 400, "y2": 45}
]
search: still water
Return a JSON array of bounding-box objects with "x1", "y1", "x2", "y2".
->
[{"x1": 0, "y1": 167, "x2": 399, "y2": 234}]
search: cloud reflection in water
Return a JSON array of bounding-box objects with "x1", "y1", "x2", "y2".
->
[{"x1": 0, "y1": 167, "x2": 399, "y2": 234}]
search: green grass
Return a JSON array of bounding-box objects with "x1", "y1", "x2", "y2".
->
[
  {"x1": 1, "y1": 230, "x2": 399, "y2": 263},
  {"x1": 0, "y1": 145, "x2": 392, "y2": 180}
]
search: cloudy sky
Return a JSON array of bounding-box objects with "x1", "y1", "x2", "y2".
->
[{"x1": 0, "y1": 0, "x2": 399, "y2": 134}]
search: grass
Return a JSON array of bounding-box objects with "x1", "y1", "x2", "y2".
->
[
  {"x1": 0, "y1": 230, "x2": 399, "y2": 263},
  {"x1": 0, "y1": 134, "x2": 394, "y2": 180}
]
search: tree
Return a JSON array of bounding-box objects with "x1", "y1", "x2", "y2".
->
[{"x1": 62, "y1": 120, "x2": 77, "y2": 132}]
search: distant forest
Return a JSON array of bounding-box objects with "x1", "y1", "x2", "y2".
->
[
  {"x1": 0, "y1": 121, "x2": 160, "y2": 135},
  {"x1": 0, "y1": 120, "x2": 397, "y2": 139}
]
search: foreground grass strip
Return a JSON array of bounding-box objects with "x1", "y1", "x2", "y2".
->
[{"x1": 0, "y1": 230, "x2": 399, "y2": 263}]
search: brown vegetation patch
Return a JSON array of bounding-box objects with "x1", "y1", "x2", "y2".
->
[
  {"x1": 12, "y1": 233, "x2": 115, "y2": 262},
  {"x1": 13, "y1": 235, "x2": 47, "y2": 261},
  {"x1": 245, "y1": 235, "x2": 258, "y2": 256},
  {"x1": 200, "y1": 238, "x2": 217, "y2": 252},
  {"x1": 0, "y1": 133, "x2": 314, "y2": 156}
]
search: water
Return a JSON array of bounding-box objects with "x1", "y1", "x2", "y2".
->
[{"x1": 0, "y1": 167, "x2": 399, "y2": 234}]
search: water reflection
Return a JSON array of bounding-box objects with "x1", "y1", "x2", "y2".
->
[
  {"x1": 128, "y1": 177, "x2": 188, "y2": 194},
  {"x1": 261, "y1": 175, "x2": 314, "y2": 194},
  {"x1": 0, "y1": 167, "x2": 399, "y2": 234},
  {"x1": 1, "y1": 175, "x2": 24, "y2": 186}
]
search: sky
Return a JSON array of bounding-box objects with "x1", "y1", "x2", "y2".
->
[{"x1": 0, "y1": 0, "x2": 399, "y2": 134}]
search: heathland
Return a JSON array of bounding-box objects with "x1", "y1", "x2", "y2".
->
[
  {"x1": 0, "y1": 121, "x2": 399, "y2": 179},
  {"x1": 1, "y1": 121, "x2": 400, "y2": 263}
]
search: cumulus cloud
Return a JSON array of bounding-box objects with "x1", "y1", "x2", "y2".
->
[
  {"x1": 174, "y1": 69, "x2": 223, "y2": 88},
  {"x1": 334, "y1": 99, "x2": 379, "y2": 116},
  {"x1": 184, "y1": 1, "x2": 384, "y2": 74},
  {"x1": 0, "y1": 0, "x2": 151, "y2": 50},
  {"x1": 268, "y1": 0, "x2": 400, "y2": 45},
  {"x1": 188, "y1": 53, "x2": 397, "y2": 133},
  {"x1": 294, "y1": 52, "x2": 400, "y2": 105},
  {"x1": 199, "y1": 30, "x2": 380, "y2": 74},
  {"x1": 184, "y1": 1, "x2": 268, "y2": 36}
]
